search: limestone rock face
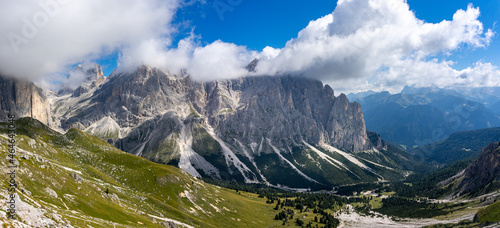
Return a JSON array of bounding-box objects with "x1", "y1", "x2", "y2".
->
[
  {"x1": 72, "y1": 64, "x2": 106, "y2": 97},
  {"x1": 197, "y1": 76, "x2": 370, "y2": 152},
  {"x1": 51, "y1": 65, "x2": 409, "y2": 188},
  {"x1": 58, "y1": 66, "x2": 192, "y2": 130},
  {"x1": 0, "y1": 75, "x2": 50, "y2": 125},
  {"x1": 58, "y1": 66, "x2": 370, "y2": 152}
]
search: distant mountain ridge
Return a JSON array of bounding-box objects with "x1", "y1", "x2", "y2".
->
[
  {"x1": 350, "y1": 88, "x2": 500, "y2": 147},
  {"x1": 402, "y1": 86, "x2": 500, "y2": 115},
  {"x1": 411, "y1": 127, "x2": 500, "y2": 166}
]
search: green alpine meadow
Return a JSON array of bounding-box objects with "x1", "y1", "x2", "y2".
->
[{"x1": 0, "y1": 118, "x2": 279, "y2": 227}]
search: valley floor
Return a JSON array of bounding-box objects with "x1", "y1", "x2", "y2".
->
[
  {"x1": 337, "y1": 191, "x2": 500, "y2": 228},
  {"x1": 337, "y1": 204, "x2": 475, "y2": 227}
]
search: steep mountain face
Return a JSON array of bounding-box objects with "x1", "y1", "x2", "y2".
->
[
  {"x1": 0, "y1": 75, "x2": 50, "y2": 125},
  {"x1": 442, "y1": 142, "x2": 500, "y2": 197},
  {"x1": 351, "y1": 90, "x2": 500, "y2": 147},
  {"x1": 402, "y1": 86, "x2": 500, "y2": 116},
  {"x1": 51, "y1": 65, "x2": 409, "y2": 188},
  {"x1": 198, "y1": 76, "x2": 370, "y2": 152}
]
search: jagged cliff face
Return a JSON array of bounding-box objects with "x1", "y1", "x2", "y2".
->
[
  {"x1": 56, "y1": 66, "x2": 370, "y2": 150},
  {"x1": 449, "y1": 142, "x2": 500, "y2": 196},
  {"x1": 0, "y1": 76, "x2": 50, "y2": 125},
  {"x1": 196, "y1": 76, "x2": 370, "y2": 152},
  {"x1": 58, "y1": 63, "x2": 106, "y2": 97},
  {"x1": 51, "y1": 65, "x2": 407, "y2": 188},
  {"x1": 72, "y1": 64, "x2": 106, "y2": 97}
]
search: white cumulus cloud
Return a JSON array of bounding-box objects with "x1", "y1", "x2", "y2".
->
[
  {"x1": 0, "y1": 0, "x2": 179, "y2": 81},
  {"x1": 0, "y1": 0, "x2": 497, "y2": 93},
  {"x1": 158, "y1": 0, "x2": 496, "y2": 92},
  {"x1": 254, "y1": 0, "x2": 495, "y2": 92}
]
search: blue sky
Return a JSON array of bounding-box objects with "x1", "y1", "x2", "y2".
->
[
  {"x1": 98, "y1": 0, "x2": 338, "y2": 76},
  {"x1": 407, "y1": 0, "x2": 499, "y2": 70},
  {"x1": 95, "y1": 0, "x2": 499, "y2": 76}
]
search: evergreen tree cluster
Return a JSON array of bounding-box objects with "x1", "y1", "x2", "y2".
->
[
  {"x1": 375, "y1": 196, "x2": 467, "y2": 218},
  {"x1": 268, "y1": 193, "x2": 353, "y2": 227}
]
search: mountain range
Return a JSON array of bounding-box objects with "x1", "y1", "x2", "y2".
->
[
  {"x1": 349, "y1": 88, "x2": 500, "y2": 147},
  {"x1": 0, "y1": 64, "x2": 417, "y2": 189},
  {"x1": 401, "y1": 86, "x2": 500, "y2": 116},
  {"x1": 3, "y1": 63, "x2": 500, "y2": 227}
]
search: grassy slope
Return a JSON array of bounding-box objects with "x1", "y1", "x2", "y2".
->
[
  {"x1": 0, "y1": 118, "x2": 280, "y2": 227},
  {"x1": 476, "y1": 200, "x2": 500, "y2": 224}
]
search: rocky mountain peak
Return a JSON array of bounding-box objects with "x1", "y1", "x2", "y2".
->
[
  {"x1": 112, "y1": 65, "x2": 181, "y2": 83},
  {"x1": 74, "y1": 63, "x2": 104, "y2": 81},
  {"x1": 74, "y1": 64, "x2": 105, "y2": 95},
  {"x1": 336, "y1": 93, "x2": 349, "y2": 104},
  {"x1": 324, "y1": 84, "x2": 335, "y2": 97},
  {"x1": 245, "y1": 59, "x2": 259, "y2": 72},
  {"x1": 58, "y1": 63, "x2": 106, "y2": 97}
]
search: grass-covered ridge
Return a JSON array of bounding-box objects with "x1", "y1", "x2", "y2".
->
[
  {"x1": 0, "y1": 118, "x2": 280, "y2": 227},
  {"x1": 411, "y1": 127, "x2": 500, "y2": 165}
]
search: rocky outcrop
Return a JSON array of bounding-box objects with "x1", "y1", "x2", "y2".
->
[
  {"x1": 58, "y1": 63, "x2": 106, "y2": 96},
  {"x1": 443, "y1": 142, "x2": 500, "y2": 196},
  {"x1": 72, "y1": 64, "x2": 105, "y2": 97},
  {"x1": 70, "y1": 172, "x2": 82, "y2": 183},
  {"x1": 245, "y1": 59, "x2": 259, "y2": 72},
  {"x1": 367, "y1": 131, "x2": 388, "y2": 151},
  {"x1": 162, "y1": 221, "x2": 180, "y2": 228},
  {"x1": 0, "y1": 75, "x2": 50, "y2": 125}
]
